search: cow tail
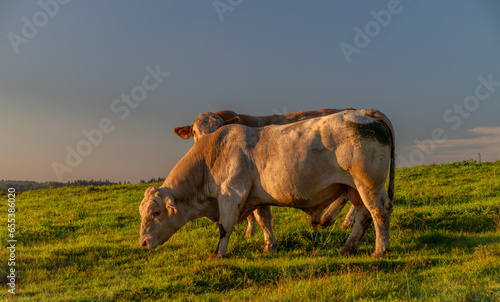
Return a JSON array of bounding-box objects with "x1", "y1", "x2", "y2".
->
[{"x1": 388, "y1": 132, "x2": 395, "y2": 201}]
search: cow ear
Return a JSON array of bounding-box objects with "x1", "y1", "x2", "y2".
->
[
  {"x1": 174, "y1": 126, "x2": 193, "y2": 139},
  {"x1": 223, "y1": 116, "x2": 241, "y2": 125},
  {"x1": 164, "y1": 196, "x2": 178, "y2": 214},
  {"x1": 145, "y1": 186, "x2": 158, "y2": 198}
]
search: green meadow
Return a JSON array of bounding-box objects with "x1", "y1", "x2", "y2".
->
[{"x1": 2, "y1": 160, "x2": 500, "y2": 301}]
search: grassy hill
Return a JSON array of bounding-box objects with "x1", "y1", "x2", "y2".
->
[{"x1": 1, "y1": 161, "x2": 499, "y2": 301}]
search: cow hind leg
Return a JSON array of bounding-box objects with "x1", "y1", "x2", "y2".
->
[
  {"x1": 254, "y1": 206, "x2": 277, "y2": 253},
  {"x1": 357, "y1": 188, "x2": 393, "y2": 259},
  {"x1": 340, "y1": 187, "x2": 361, "y2": 229},
  {"x1": 319, "y1": 191, "x2": 349, "y2": 228},
  {"x1": 245, "y1": 212, "x2": 257, "y2": 237},
  {"x1": 340, "y1": 205, "x2": 356, "y2": 229},
  {"x1": 340, "y1": 196, "x2": 372, "y2": 255}
]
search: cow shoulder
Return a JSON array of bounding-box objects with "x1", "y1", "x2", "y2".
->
[{"x1": 198, "y1": 124, "x2": 257, "y2": 183}]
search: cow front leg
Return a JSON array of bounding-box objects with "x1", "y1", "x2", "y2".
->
[
  {"x1": 209, "y1": 222, "x2": 235, "y2": 260},
  {"x1": 340, "y1": 201, "x2": 372, "y2": 255},
  {"x1": 209, "y1": 183, "x2": 249, "y2": 260},
  {"x1": 245, "y1": 212, "x2": 257, "y2": 237},
  {"x1": 254, "y1": 206, "x2": 277, "y2": 253}
]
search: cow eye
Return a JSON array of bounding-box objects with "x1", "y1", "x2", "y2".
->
[{"x1": 152, "y1": 211, "x2": 161, "y2": 218}]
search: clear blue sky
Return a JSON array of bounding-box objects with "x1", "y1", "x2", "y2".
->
[{"x1": 1, "y1": 0, "x2": 499, "y2": 183}]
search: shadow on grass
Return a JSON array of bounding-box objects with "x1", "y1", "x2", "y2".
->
[
  {"x1": 111, "y1": 258, "x2": 410, "y2": 300},
  {"x1": 27, "y1": 243, "x2": 187, "y2": 272},
  {"x1": 393, "y1": 208, "x2": 499, "y2": 233},
  {"x1": 18, "y1": 224, "x2": 81, "y2": 244},
  {"x1": 38, "y1": 245, "x2": 140, "y2": 271},
  {"x1": 276, "y1": 227, "x2": 351, "y2": 253},
  {"x1": 414, "y1": 231, "x2": 500, "y2": 251}
]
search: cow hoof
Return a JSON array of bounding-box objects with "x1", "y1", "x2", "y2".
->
[
  {"x1": 263, "y1": 244, "x2": 277, "y2": 254},
  {"x1": 370, "y1": 252, "x2": 385, "y2": 259},
  {"x1": 319, "y1": 221, "x2": 332, "y2": 229},
  {"x1": 208, "y1": 253, "x2": 226, "y2": 261},
  {"x1": 340, "y1": 246, "x2": 358, "y2": 255},
  {"x1": 370, "y1": 249, "x2": 388, "y2": 259},
  {"x1": 340, "y1": 222, "x2": 352, "y2": 229}
]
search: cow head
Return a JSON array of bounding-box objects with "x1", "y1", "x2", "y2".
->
[
  {"x1": 191, "y1": 112, "x2": 225, "y2": 142},
  {"x1": 139, "y1": 186, "x2": 183, "y2": 249},
  {"x1": 174, "y1": 111, "x2": 239, "y2": 142}
]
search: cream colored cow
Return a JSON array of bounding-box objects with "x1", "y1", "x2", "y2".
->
[{"x1": 140, "y1": 110, "x2": 395, "y2": 259}]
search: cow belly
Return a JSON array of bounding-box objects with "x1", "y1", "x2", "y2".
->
[{"x1": 250, "y1": 169, "x2": 349, "y2": 210}]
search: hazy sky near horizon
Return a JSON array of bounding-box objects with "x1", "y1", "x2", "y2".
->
[{"x1": 1, "y1": 0, "x2": 499, "y2": 184}]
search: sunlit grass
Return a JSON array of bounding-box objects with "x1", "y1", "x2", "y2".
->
[{"x1": 1, "y1": 161, "x2": 499, "y2": 301}]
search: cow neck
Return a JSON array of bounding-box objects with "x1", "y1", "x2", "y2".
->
[{"x1": 163, "y1": 143, "x2": 206, "y2": 203}]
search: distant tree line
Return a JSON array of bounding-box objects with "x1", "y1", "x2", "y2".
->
[
  {"x1": 139, "y1": 177, "x2": 165, "y2": 184},
  {"x1": 0, "y1": 177, "x2": 165, "y2": 194},
  {"x1": 0, "y1": 179, "x2": 119, "y2": 193}
]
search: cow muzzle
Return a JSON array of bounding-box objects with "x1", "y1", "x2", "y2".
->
[{"x1": 139, "y1": 237, "x2": 158, "y2": 249}]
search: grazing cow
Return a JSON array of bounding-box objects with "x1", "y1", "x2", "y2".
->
[
  {"x1": 174, "y1": 108, "x2": 357, "y2": 232},
  {"x1": 174, "y1": 108, "x2": 394, "y2": 230},
  {"x1": 140, "y1": 110, "x2": 395, "y2": 259}
]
